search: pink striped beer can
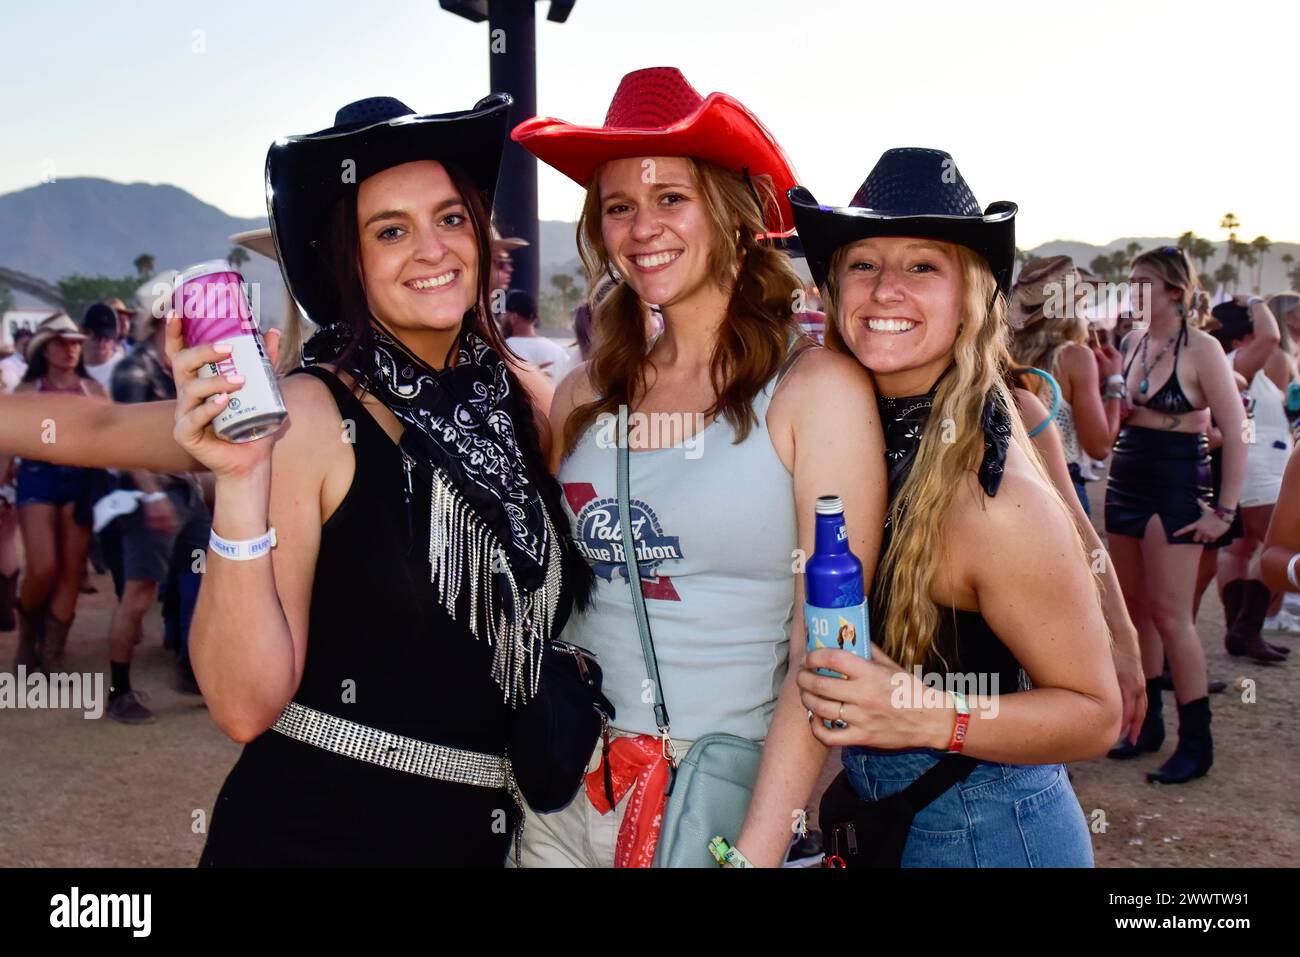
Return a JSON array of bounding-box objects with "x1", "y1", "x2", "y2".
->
[{"x1": 173, "y1": 260, "x2": 286, "y2": 443}]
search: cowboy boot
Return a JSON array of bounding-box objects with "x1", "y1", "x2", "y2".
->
[
  {"x1": 39, "y1": 611, "x2": 72, "y2": 675},
  {"x1": 1225, "y1": 581, "x2": 1288, "y2": 663},
  {"x1": 1147, "y1": 697, "x2": 1213, "y2": 784},
  {"x1": 1220, "y1": 579, "x2": 1288, "y2": 657},
  {"x1": 12, "y1": 600, "x2": 42, "y2": 673},
  {"x1": 1108, "y1": 677, "x2": 1166, "y2": 758},
  {"x1": 0, "y1": 570, "x2": 18, "y2": 632}
]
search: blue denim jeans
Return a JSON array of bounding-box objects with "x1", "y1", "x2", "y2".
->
[{"x1": 843, "y1": 747, "x2": 1094, "y2": 867}]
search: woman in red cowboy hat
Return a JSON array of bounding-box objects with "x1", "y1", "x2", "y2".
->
[
  {"x1": 513, "y1": 66, "x2": 887, "y2": 868},
  {"x1": 0, "y1": 95, "x2": 594, "y2": 866},
  {"x1": 789, "y1": 149, "x2": 1121, "y2": 866}
]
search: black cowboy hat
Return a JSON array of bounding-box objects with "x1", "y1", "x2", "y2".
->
[
  {"x1": 266, "y1": 93, "x2": 513, "y2": 328},
  {"x1": 788, "y1": 148, "x2": 1017, "y2": 295}
]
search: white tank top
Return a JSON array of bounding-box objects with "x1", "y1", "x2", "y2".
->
[
  {"x1": 1230, "y1": 350, "x2": 1293, "y2": 506},
  {"x1": 556, "y1": 370, "x2": 800, "y2": 741}
]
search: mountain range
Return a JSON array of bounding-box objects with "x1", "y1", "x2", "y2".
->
[{"x1": 2, "y1": 178, "x2": 1297, "y2": 329}]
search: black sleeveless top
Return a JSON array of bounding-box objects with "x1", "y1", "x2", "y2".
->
[
  {"x1": 200, "y1": 366, "x2": 566, "y2": 866},
  {"x1": 872, "y1": 385, "x2": 1024, "y2": 696}
]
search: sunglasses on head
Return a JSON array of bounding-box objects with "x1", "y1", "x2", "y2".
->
[{"x1": 1156, "y1": 245, "x2": 1191, "y2": 268}]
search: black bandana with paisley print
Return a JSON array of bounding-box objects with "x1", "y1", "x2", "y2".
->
[
  {"x1": 304, "y1": 321, "x2": 553, "y2": 592},
  {"x1": 878, "y1": 370, "x2": 1012, "y2": 527}
]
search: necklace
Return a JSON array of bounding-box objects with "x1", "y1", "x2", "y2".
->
[{"x1": 1136, "y1": 332, "x2": 1177, "y2": 396}]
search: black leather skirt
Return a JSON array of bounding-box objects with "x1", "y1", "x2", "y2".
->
[{"x1": 1105, "y1": 426, "x2": 1212, "y2": 545}]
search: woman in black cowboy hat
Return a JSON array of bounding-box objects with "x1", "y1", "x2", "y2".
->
[
  {"x1": 0, "y1": 95, "x2": 593, "y2": 866},
  {"x1": 789, "y1": 149, "x2": 1121, "y2": 866}
]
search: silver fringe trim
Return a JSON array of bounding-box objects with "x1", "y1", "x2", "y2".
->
[{"x1": 427, "y1": 467, "x2": 562, "y2": 708}]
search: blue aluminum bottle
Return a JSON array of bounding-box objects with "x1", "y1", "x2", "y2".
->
[{"x1": 805, "y1": 495, "x2": 870, "y2": 683}]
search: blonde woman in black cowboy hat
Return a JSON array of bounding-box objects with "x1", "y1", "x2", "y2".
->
[
  {"x1": 1, "y1": 314, "x2": 107, "y2": 675},
  {"x1": 0, "y1": 95, "x2": 590, "y2": 866},
  {"x1": 788, "y1": 149, "x2": 1121, "y2": 866}
]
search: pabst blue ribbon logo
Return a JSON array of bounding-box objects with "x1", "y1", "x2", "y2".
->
[{"x1": 563, "y1": 483, "x2": 684, "y2": 601}]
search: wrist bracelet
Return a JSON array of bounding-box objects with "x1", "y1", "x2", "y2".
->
[
  {"x1": 1103, "y1": 388, "x2": 1127, "y2": 401},
  {"x1": 209, "y1": 527, "x2": 277, "y2": 561},
  {"x1": 708, "y1": 836, "x2": 754, "y2": 868},
  {"x1": 141, "y1": 491, "x2": 168, "y2": 504},
  {"x1": 1105, "y1": 374, "x2": 1126, "y2": 387},
  {"x1": 946, "y1": 691, "x2": 971, "y2": 753},
  {"x1": 1213, "y1": 505, "x2": 1236, "y2": 523},
  {"x1": 1287, "y1": 553, "x2": 1300, "y2": 591}
]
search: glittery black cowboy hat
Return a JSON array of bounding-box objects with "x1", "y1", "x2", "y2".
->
[
  {"x1": 789, "y1": 148, "x2": 1017, "y2": 295},
  {"x1": 266, "y1": 93, "x2": 513, "y2": 328}
]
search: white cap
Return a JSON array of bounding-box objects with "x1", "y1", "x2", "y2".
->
[{"x1": 815, "y1": 495, "x2": 844, "y2": 515}]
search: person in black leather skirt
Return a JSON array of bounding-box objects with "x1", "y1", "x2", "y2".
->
[{"x1": 1103, "y1": 247, "x2": 1247, "y2": 784}]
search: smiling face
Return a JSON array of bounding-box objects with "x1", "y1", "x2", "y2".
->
[
  {"x1": 355, "y1": 160, "x2": 479, "y2": 348},
  {"x1": 596, "y1": 156, "x2": 721, "y2": 310},
  {"x1": 832, "y1": 236, "x2": 965, "y2": 396}
]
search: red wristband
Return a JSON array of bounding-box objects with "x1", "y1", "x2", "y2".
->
[{"x1": 946, "y1": 691, "x2": 971, "y2": 753}]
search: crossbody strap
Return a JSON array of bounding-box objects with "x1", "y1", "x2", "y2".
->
[
  {"x1": 616, "y1": 404, "x2": 675, "y2": 759},
  {"x1": 897, "y1": 753, "x2": 978, "y2": 812}
]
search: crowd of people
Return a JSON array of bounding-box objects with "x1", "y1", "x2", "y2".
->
[
  {"x1": 0, "y1": 65, "x2": 1296, "y2": 868},
  {"x1": 1, "y1": 288, "x2": 211, "y2": 723}
]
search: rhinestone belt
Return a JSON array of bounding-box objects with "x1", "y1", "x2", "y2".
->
[{"x1": 273, "y1": 701, "x2": 515, "y2": 792}]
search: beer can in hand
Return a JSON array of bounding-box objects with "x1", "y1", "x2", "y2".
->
[{"x1": 174, "y1": 260, "x2": 287, "y2": 443}]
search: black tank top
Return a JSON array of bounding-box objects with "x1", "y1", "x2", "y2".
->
[
  {"x1": 873, "y1": 387, "x2": 1024, "y2": 694},
  {"x1": 200, "y1": 365, "x2": 570, "y2": 866}
]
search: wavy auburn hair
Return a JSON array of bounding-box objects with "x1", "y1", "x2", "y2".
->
[
  {"x1": 561, "y1": 157, "x2": 803, "y2": 456},
  {"x1": 823, "y1": 242, "x2": 1100, "y2": 670}
]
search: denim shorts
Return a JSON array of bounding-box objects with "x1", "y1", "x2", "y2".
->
[{"x1": 843, "y1": 747, "x2": 1094, "y2": 868}]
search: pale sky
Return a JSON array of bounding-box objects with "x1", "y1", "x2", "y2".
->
[{"x1": 4, "y1": 0, "x2": 1295, "y2": 248}]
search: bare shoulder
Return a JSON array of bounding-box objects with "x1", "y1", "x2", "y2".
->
[
  {"x1": 784, "y1": 345, "x2": 872, "y2": 391},
  {"x1": 504, "y1": 354, "x2": 555, "y2": 416},
  {"x1": 949, "y1": 441, "x2": 1073, "y2": 550},
  {"x1": 275, "y1": 369, "x2": 351, "y2": 451},
  {"x1": 553, "y1": 359, "x2": 597, "y2": 416},
  {"x1": 1055, "y1": 340, "x2": 1091, "y2": 373},
  {"x1": 1184, "y1": 325, "x2": 1225, "y2": 356}
]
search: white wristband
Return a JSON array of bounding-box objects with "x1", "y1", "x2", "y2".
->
[
  {"x1": 141, "y1": 491, "x2": 169, "y2": 503},
  {"x1": 210, "y1": 527, "x2": 277, "y2": 562},
  {"x1": 1105, "y1": 374, "x2": 1126, "y2": 387},
  {"x1": 1287, "y1": 553, "x2": 1300, "y2": 592}
]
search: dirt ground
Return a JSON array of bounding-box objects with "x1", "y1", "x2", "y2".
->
[{"x1": 1, "y1": 482, "x2": 1298, "y2": 867}]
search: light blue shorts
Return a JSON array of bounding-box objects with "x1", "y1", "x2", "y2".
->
[{"x1": 843, "y1": 747, "x2": 1094, "y2": 868}]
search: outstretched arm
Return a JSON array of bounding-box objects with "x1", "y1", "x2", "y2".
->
[{"x1": 0, "y1": 392, "x2": 201, "y2": 472}]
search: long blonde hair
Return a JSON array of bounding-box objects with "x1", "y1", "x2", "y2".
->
[
  {"x1": 825, "y1": 243, "x2": 1098, "y2": 669},
  {"x1": 562, "y1": 157, "x2": 802, "y2": 456}
]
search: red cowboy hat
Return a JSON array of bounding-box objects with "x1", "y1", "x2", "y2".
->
[{"x1": 512, "y1": 67, "x2": 797, "y2": 233}]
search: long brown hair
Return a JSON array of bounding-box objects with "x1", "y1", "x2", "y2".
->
[{"x1": 561, "y1": 157, "x2": 802, "y2": 456}]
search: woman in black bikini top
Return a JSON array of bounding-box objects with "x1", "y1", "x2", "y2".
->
[{"x1": 1103, "y1": 246, "x2": 1247, "y2": 786}]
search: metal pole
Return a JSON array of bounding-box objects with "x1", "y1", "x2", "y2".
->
[{"x1": 488, "y1": 0, "x2": 538, "y2": 305}]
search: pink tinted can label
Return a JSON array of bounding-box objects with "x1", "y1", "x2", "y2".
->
[{"x1": 174, "y1": 260, "x2": 286, "y2": 443}]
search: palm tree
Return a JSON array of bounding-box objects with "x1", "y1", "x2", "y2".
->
[
  {"x1": 1220, "y1": 212, "x2": 1240, "y2": 244},
  {"x1": 1124, "y1": 241, "x2": 1143, "y2": 261},
  {"x1": 1214, "y1": 262, "x2": 1239, "y2": 293},
  {"x1": 1239, "y1": 249, "x2": 1257, "y2": 293},
  {"x1": 133, "y1": 253, "x2": 155, "y2": 280},
  {"x1": 228, "y1": 247, "x2": 250, "y2": 271},
  {"x1": 1250, "y1": 236, "x2": 1272, "y2": 292},
  {"x1": 1177, "y1": 231, "x2": 1196, "y2": 253},
  {"x1": 1191, "y1": 237, "x2": 1216, "y2": 275}
]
